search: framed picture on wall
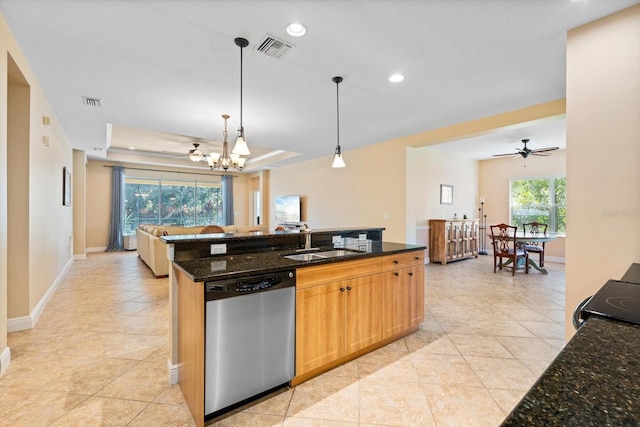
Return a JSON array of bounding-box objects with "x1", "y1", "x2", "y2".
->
[
  {"x1": 63, "y1": 166, "x2": 71, "y2": 206},
  {"x1": 440, "y1": 184, "x2": 453, "y2": 205}
]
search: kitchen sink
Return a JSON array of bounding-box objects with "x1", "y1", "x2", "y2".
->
[
  {"x1": 283, "y1": 253, "x2": 323, "y2": 261},
  {"x1": 283, "y1": 249, "x2": 362, "y2": 262}
]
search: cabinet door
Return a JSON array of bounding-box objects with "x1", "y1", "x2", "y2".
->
[
  {"x1": 296, "y1": 281, "x2": 345, "y2": 375},
  {"x1": 407, "y1": 264, "x2": 424, "y2": 328},
  {"x1": 381, "y1": 270, "x2": 409, "y2": 339},
  {"x1": 345, "y1": 274, "x2": 382, "y2": 354}
]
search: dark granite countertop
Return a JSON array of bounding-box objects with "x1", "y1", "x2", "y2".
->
[
  {"x1": 161, "y1": 226, "x2": 385, "y2": 244},
  {"x1": 173, "y1": 241, "x2": 425, "y2": 282},
  {"x1": 501, "y1": 316, "x2": 640, "y2": 426}
]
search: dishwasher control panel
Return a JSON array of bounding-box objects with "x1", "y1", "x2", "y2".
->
[{"x1": 205, "y1": 270, "x2": 296, "y2": 301}]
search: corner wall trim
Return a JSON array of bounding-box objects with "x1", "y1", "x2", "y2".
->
[
  {"x1": 0, "y1": 346, "x2": 10, "y2": 377},
  {"x1": 73, "y1": 253, "x2": 87, "y2": 260},
  {"x1": 167, "y1": 359, "x2": 179, "y2": 385},
  {"x1": 7, "y1": 256, "x2": 74, "y2": 332}
]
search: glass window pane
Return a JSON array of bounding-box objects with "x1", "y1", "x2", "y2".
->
[{"x1": 510, "y1": 176, "x2": 565, "y2": 234}]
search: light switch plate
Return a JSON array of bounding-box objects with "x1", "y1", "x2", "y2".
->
[
  {"x1": 210, "y1": 244, "x2": 227, "y2": 255},
  {"x1": 358, "y1": 233, "x2": 367, "y2": 241}
]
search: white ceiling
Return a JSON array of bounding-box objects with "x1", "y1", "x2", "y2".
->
[{"x1": 1, "y1": 0, "x2": 637, "y2": 171}]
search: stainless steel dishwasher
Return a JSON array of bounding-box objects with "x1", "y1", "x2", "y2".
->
[{"x1": 204, "y1": 269, "x2": 296, "y2": 417}]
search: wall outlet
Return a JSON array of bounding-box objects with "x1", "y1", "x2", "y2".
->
[
  {"x1": 332, "y1": 235, "x2": 342, "y2": 244},
  {"x1": 359, "y1": 233, "x2": 367, "y2": 241},
  {"x1": 210, "y1": 244, "x2": 227, "y2": 255}
]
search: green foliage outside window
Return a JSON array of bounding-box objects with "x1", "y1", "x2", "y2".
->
[
  {"x1": 511, "y1": 177, "x2": 566, "y2": 234},
  {"x1": 124, "y1": 178, "x2": 222, "y2": 234}
]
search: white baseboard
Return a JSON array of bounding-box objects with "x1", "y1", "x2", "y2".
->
[
  {"x1": 7, "y1": 316, "x2": 31, "y2": 332},
  {"x1": 7, "y1": 256, "x2": 74, "y2": 332},
  {"x1": 0, "y1": 346, "x2": 10, "y2": 377},
  {"x1": 74, "y1": 253, "x2": 87, "y2": 260},
  {"x1": 167, "y1": 359, "x2": 179, "y2": 385},
  {"x1": 87, "y1": 246, "x2": 108, "y2": 253}
]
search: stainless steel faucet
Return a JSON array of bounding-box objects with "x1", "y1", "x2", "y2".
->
[{"x1": 303, "y1": 224, "x2": 312, "y2": 250}]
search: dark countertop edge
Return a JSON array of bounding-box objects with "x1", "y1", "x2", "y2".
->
[
  {"x1": 501, "y1": 315, "x2": 640, "y2": 426},
  {"x1": 160, "y1": 226, "x2": 385, "y2": 243},
  {"x1": 173, "y1": 242, "x2": 425, "y2": 282}
]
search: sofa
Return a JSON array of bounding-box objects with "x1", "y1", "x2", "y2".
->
[{"x1": 136, "y1": 224, "x2": 268, "y2": 276}]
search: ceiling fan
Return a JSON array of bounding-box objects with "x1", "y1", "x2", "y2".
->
[
  {"x1": 493, "y1": 139, "x2": 559, "y2": 159},
  {"x1": 187, "y1": 142, "x2": 206, "y2": 162}
]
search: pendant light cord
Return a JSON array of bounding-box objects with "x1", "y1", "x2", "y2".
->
[
  {"x1": 335, "y1": 79, "x2": 340, "y2": 149},
  {"x1": 239, "y1": 43, "x2": 243, "y2": 130}
]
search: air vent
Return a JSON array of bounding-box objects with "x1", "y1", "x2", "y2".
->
[
  {"x1": 82, "y1": 96, "x2": 102, "y2": 107},
  {"x1": 256, "y1": 34, "x2": 293, "y2": 59}
]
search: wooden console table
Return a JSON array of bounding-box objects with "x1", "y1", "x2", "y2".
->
[{"x1": 429, "y1": 219, "x2": 479, "y2": 265}]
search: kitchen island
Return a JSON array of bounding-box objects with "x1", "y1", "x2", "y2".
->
[
  {"x1": 164, "y1": 228, "x2": 425, "y2": 427},
  {"x1": 501, "y1": 263, "x2": 640, "y2": 426}
]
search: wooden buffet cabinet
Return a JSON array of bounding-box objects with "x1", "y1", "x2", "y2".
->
[
  {"x1": 429, "y1": 219, "x2": 479, "y2": 265},
  {"x1": 293, "y1": 249, "x2": 424, "y2": 385}
]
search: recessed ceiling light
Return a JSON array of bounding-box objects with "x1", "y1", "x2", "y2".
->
[
  {"x1": 286, "y1": 23, "x2": 306, "y2": 37},
  {"x1": 128, "y1": 146, "x2": 136, "y2": 150},
  {"x1": 389, "y1": 74, "x2": 405, "y2": 83}
]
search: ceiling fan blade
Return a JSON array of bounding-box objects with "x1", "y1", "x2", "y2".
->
[
  {"x1": 531, "y1": 152, "x2": 551, "y2": 156},
  {"x1": 530, "y1": 146, "x2": 559, "y2": 153},
  {"x1": 492, "y1": 153, "x2": 518, "y2": 157}
]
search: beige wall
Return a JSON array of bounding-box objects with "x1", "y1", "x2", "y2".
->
[
  {"x1": 406, "y1": 147, "x2": 479, "y2": 255},
  {"x1": 85, "y1": 160, "x2": 251, "y2": 250},
  {"x1": 269, "y1": 139, "x2": 407, "y2": 243},
  {"x1": 72, "y1": 150, "x2": 87, "y2": 257},
  {"x1": 1, "y1": 13, "x2": 74, "y2": 373},
  {"x1": 565, "y1": 5, "x2": 640, "y2": 339},
  {"x1": 479, "y1": 149, "x2": 566, "y2": 260}
]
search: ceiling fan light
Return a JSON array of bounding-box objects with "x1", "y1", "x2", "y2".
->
[{"x1": 188, "y1": 150, "x2": 204, "y2": 162}]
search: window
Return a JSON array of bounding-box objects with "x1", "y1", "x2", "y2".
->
[
  {"x1": 124, "y1": 178, "x2": 222, "y2": 234},
  {"x1": 510, "y1": 176, "x2": 566, "y2": 234}
]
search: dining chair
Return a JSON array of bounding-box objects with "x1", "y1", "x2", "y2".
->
[
  {"x1": 490, "y1": 223, "x2": 529, "y2": 276},
  {"x1": 522, "y1": 222, "x2": 548, "y2": 267}
]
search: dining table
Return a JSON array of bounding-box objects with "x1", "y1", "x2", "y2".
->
[{"x1": 490, "y1": 232, "x2": 558, "y2": 274}]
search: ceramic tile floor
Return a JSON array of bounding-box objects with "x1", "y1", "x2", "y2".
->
[{"x1": 0, "y1": 251, "x2": 565, "y2": 426}]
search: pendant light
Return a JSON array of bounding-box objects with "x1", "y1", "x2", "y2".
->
[
  {"x1": 331, "y1": 76, "x2": 346, "y2": 168},
  {"x1": 232, "y1": 37, "x2": 251, "y2": 156},
  {"x1": 207, "y1": 115, "x2": 246, "y2": 171}
]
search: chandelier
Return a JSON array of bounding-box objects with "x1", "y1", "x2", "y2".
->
[
  {"x1": 207, "y1": 115, "x2": 246, "y2": 171},
  {"x1": 206, "y1": 36, "x2": 250, "y2": 171}
]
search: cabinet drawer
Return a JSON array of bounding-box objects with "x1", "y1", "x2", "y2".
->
[
  {"x1": 381, "y1": 250, "x2": 424, "y2": 271},
  {"x1": 297, "y1": 257, "x2": 381, "y2": 289}
]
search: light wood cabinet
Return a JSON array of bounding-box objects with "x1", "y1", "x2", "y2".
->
[
  {"x1": 380, "y1": 251, "x2": 425, "y2": 339},
  {"x1": 429, "y1": 219, "x2": 479, "y2": 265},
  {"x1": 295, "y1": 281, "x2": 345, "y2": 374},
  {"x1": 296, "y1": 258, "x2": 382, "y2": 376},
  {"x1": 293, "y1": 250, "x2": 425, "y2": 385}
]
